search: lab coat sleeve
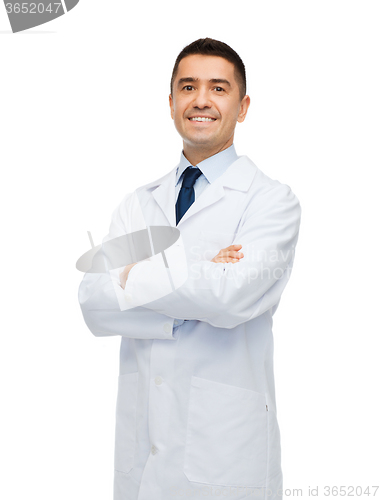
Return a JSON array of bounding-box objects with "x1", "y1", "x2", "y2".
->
[
  {"x1": 125, "y1": 181, "x2": 301, "y2": 329},
  {"x1": 78, "y1": 193, "x2": 177, "y2": 340},
  {"x1": 78, "y1": 272, "x2": 177, "y2": 339}
]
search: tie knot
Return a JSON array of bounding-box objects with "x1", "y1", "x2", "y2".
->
[{"x1": 182, "y1": 166, "x2": 202, "y2": 188}]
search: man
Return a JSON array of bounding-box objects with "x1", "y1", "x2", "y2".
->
[{"x1": 79, "y1": 38, "x2": 301, "y2": 500}]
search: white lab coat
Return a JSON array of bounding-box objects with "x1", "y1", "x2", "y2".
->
[{"x1": 78, "y1": 155, "x2": 301, "y2": 500}]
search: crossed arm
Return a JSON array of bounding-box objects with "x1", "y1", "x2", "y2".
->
[
  {"x1": 79, "y1": 181, "x2": 301, "y2": 337},
  {"x1": 78, "y1": 242, "x2": 246, "y2": 339}
]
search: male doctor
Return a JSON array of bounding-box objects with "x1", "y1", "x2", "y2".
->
[{"x1": 79, "y1": 38, "x2": 301, "y2": 500}]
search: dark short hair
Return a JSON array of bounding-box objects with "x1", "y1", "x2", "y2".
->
[{"x1": 170, "y1": 38, "x2": 247, "y2": 100}]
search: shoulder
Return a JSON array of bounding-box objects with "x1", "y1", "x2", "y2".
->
[
  {"x1": 136, "y1": 167, "x2": 176, "y2": 192},
  {"x1": 115, "y1": 166, "x2": 176, "y2": 207},
  {"x1": 227, "y1": 155, "x2": 300, "y2": 203},
  {"x1": 110, "y1": 166, "x2": 176, "y2": 226},
  {"x1": 237, "y1": 156, "x2": 301, "y2": 222}
]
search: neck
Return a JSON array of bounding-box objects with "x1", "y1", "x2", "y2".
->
[{"x1": 183, "y1": 139, "x2": 233, "y2": 166}]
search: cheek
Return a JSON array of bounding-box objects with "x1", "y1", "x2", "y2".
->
[
  {"x1": 221, "y1": 107, "x2": 240, "y2": 128},
  {"x1": 174, "y1": 110, "x2": 184, "y2": 126},
  {"x1": 173, "y1": 104, "x2": 185, "y2": 121}
]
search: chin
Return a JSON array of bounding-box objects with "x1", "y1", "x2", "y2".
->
[
  {"x1": 186, "y1": 132, "x2": 217, "y2": 144},
  {"x1": 186, "y1": 138, "x2": 217, "y2": 148}
]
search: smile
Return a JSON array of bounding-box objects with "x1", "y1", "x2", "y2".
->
[{"x1": 188, "y1": 117, "x2": 216, "y2": 122}]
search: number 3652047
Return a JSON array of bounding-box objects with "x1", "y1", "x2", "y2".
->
[{"x1": 5, "y1": 3, "x2": 63, "y2": 14}]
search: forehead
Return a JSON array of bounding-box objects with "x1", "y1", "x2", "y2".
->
[{"x1": 175, "y1": 54, "x2": 237, "y2": 84}]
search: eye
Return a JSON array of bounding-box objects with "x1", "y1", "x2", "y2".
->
[
  {"x1": 213, "y1": 87, "x2": 225, "y2": 92},
  {"x1": 183, "y1": 85, "x2": 194, "y2": 91}
]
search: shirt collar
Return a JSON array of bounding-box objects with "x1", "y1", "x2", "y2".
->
[{"x1": 175, "y1": 145, "x2": 238, "y2": 186}]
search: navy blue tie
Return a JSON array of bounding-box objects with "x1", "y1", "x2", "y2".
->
[{"x1": 176, "y1": 167, "x2": 202, "y2": 225}]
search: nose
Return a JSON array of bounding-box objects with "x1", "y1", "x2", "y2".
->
[{"x1": 192, "y1": 88, "x2": 212, "y2": 109}]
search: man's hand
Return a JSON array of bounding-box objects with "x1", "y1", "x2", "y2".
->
[
  {"x1": 119, "y1": 263, "x2": 137, "y2": 290},
  {"x1": 211, "y1": 244, "x2": 244, "y2": 264}
]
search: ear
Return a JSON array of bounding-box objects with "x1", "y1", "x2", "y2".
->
[
  {"x1": 169, "y1": 94, "x2": 174, "y2": 120},
  {"x1": 237, "y1": 95, "x2": 250, "y2": 123}
]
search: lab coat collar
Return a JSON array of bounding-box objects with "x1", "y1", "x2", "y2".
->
[{"x1": 150, "y1": 155, "x2": 257, "y2": 227}]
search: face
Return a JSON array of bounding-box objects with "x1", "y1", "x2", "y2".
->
[{"x1": 169, "y1": 55, "x2": 250, "y2": 162}]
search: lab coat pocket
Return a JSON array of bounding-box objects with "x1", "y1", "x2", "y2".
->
[
  {"x1": 114, "y1": 372, "x2": 139, "y2": 474},
  {"x1": 184, "y1": 376, "x2": 268, "y2": 487}
]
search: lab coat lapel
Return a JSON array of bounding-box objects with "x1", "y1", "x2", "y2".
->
[
  {"x1": 177, "y1": 156, "x2": 257, "y2": 226},
  {"x1": 151, "y1": 168, "x2": 177, "y2": 227},
  {"x1": 177, "y1": 180, "x2": 225, "y2": 226}
]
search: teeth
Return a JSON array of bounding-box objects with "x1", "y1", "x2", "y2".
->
[{"x1": 190, "y1": 117, "x2": 215, "y2": 122}]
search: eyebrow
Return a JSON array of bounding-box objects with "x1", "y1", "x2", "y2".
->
[{"x1": 177, "y1": 77, "x2": 232, "y2": 88}]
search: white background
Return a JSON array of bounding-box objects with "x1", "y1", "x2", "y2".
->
[{"x1": 1, "y1": 1, "x2": 379, "y2": 498}]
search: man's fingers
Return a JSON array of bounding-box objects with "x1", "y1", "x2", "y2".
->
[
  {"x1": 211, "y1": 244, "x2": 244, "y2": 263},
  {"x1": 213, "y1": 258, "x2": 239, "y2": 264},
  {"x1": 224, "y1": 244, "x2": 242, "y2": 250},
  {"x1": 219, "y1": 249, "x2": 244, "y2": 259}
]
